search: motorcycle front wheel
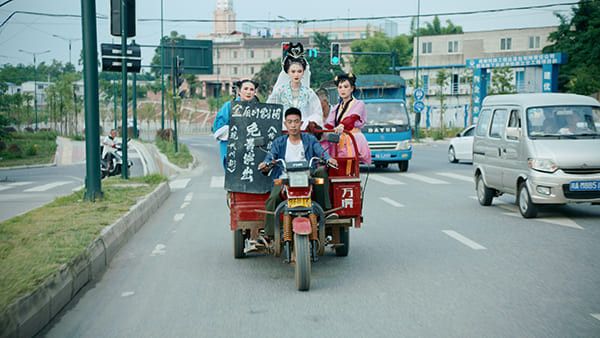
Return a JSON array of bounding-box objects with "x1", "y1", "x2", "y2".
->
[{"x1": 294, "y1": 233, "x2": 311, "y2": 291}]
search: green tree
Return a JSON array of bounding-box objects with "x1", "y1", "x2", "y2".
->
[
  {"x1": 490, "y1": 67, "x2": 516, "y2": 94},
  {"x1": 150, "y1": 31, "x2": 186, "y2": 79},
  {"x1": 410, "y1": 16, "x2": 463, "y2": 37},
  {"x1": 252, "y1": 58, "x2": 281, "y2": 98},
  {"x1": 350, "y1": 32, "x2": 412, "y2": 74},
  {"x1": 436, "y1": 69, "x2": 450, "y2": 132},
  {"x1": 543, "y1": 0, "x2": 600, "y2": 95}
]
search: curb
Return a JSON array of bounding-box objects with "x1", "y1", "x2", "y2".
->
[
  {"x1": 0, "y1": 162, "x2": 57, "y2": 171},
  {"x1": 0, "y1": 182, "x2": 171, "y2": 338}
]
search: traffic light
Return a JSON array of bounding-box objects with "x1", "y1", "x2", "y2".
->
[
  {"x1": 110, "y1": 0, "x2": 136, "y2": 37},
  {"x1": 330, "y1": 42, "x2": 341, "y2": 65},
  {"x1": 174, "y1": 57, "x2": 185, "y2": 98}
]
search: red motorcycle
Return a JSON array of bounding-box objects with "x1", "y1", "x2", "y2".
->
[{"x1": 228, "y1": 131, "x2": 364, "y2": 291}]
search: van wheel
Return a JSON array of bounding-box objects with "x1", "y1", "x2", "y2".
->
[
  {"x1": 517, "y1": 182, "x2": 538, "y2": 218},
  {"x1": 476, "y1": 175, "x2": 494, "y2": 206},
  {"x1": 448, "y1": 146, "x2": 458, "y2": 163},
  {"x1": 398, "y1": 161, "x2": 409, "y2": 172}
]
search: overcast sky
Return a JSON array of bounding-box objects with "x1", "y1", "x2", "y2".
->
[{"x1": 0, "y1": 0, "x2": 574, "y2": 69}]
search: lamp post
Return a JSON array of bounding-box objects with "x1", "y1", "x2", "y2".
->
[
  {"x1": 278, "y1": 15, "x2": 300, "y2": 37},
  {"x1": 52, "y1": 34, "x2": 81, "y2": 66},
  {"x1": 19, "y1": 49, "x2": 50, "y2": 131}
]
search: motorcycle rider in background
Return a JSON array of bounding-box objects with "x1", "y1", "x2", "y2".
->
[{"x1": 102, "y1": 129, "x2": 118, "y2": 171}]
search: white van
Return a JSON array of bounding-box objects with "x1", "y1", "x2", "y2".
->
[{"x1": 473, "y1": 93, "x2": 600, "y2": 218}]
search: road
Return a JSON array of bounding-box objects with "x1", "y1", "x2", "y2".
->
[
  {"x1": 0, "y1": 147, "x2": 144, "y2": 222},
  {"x1": 43, "y1": 136, "x2": 600, "y2": 337}
]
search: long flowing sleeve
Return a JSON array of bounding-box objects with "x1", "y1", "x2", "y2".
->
[
  {"x1": 213, "y1": 101, "x2": 231, "y2": 133},
  {"x1": 302, "y1": 89, "x2": 324, "y2": 129}
]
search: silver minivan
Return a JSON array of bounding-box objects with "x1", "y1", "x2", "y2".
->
[{"x1": 473, "y1": 93, "x2": 600, "y2": 218}]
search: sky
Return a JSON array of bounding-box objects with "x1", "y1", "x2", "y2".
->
[{"x1": 0, "y1": 0, "x2": 575, "y2": 69}]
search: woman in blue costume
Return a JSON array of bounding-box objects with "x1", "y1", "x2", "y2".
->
[
  {"x1": 267, "y1": 42, "x2": 323, "y2": 132},
  {"x1": 212, "y1": 79, "x2": 259, "y2": 169}
]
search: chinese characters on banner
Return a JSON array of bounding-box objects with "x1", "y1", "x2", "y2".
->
[{"x1": 224, "y1": 101, "x2": 283, "y2": 193}]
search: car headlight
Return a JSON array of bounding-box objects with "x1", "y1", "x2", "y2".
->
[
  {"x1": 528, "y1": 158, "x2": 558, "y2": 173},
  {"x1": 397, "y1": 140, "x2": 411, "y2": 150}
]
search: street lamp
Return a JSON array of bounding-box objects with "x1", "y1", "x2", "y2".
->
[
  {"x1": 277, "y1": 15, "x2": 301, "y2": 37},
  {"x1": 52, "y1": 34, "x2": 81, "y2": 66},
  {"x1": 19, "y1": 49, "x2": 51, "y2": 130}
]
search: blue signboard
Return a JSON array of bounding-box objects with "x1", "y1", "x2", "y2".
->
[
  {"x1": 413, "y1": 88, "x2": 425, "y2": 101},
  {"x1": 413, "y1": 101, "x2": 425, "y2": 113},
  {"x1": 466, "y1": 53, "x2": 567, "y2": 69}
]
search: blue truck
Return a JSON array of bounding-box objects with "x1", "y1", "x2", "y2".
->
[{"x1": 325, "y1": 74, "x2": 413, "y2": 171}]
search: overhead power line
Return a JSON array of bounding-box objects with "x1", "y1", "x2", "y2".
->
[
  {"x1": 138, "y1": 1, "x2": 581, "y2": 23},
  {"x1": 0, "y1": 1, "x2": 582, "y2": 32},
  {"x1": 0, "y1": 0, "x2": 15, "y2": 8}
]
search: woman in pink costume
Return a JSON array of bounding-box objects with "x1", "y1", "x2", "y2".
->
[{"x1": 324, "y1": 73, "x2": 371, "y2": 164}]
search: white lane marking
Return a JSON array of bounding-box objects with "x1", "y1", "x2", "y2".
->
[
  {"x1": 174, "y1": 213, "x2": 185, "y2": 222},
  {"x1": 442, "y1": 230, "x2": 487, "y2": 250},
  {"x1": 121, "y1": 291, "x2": 135, "y2": 297},
  {"x1": 180, "y1": 202, "x2": 190, "y2": 209},
  {"x1": 403, "y1": 173, "x2": 449, "y2": 184},
  {"x1": 127, "y1": 152, "x2": 141, "y2": 159},
  {"x1": 380, "y1": 197, "x2": 404, "y2": 208},
  {"x1": 436, "y1": 172, "x2": 473, "y2": 182},
  {"x1": 504, "y1": 213, "x2": 584, "y2": 230},
  {"x1": 591, "y1": 314, "x2": 600, "y2": 321},
  {"x1": 369, "y1": 174, "x2": 405, "y2": 185},
  {"x1": 184, "y1": 192, "x2": 194, "y2": 202},
  {"x1": 169, "y1": 178, "x2": 191, "y2": 190},
  {"x1": 72, "y1": 185, "x2": 84, "y2": 192},
  {"x1": 210, "y1": 176, "x2": 224, "y2": 188},
  {"x1": 24, "y1": 181, "x2": 72, "y2": 192},
  {"x1": 151, "y1": 244, "x2": 166, "y2": 256}
]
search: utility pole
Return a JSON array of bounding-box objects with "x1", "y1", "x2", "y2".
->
[
  {"x1": 80, "y1": 0, "x2": 102, "y2": 200},
  {"x1": 19, "y1": 49, "x2": 50, "y2": 130},
  {"x1": 414, "y1": 0, "x2": 422, "y2": 140},
  {"x1": 52, "y1": 34, "x2": 81, "y2": 66},
  {"x1": 120, "y1": 0, "x2": 129, "y2": 179},
  {"x1": 160, "y1": 0, "x2": 165, "y2": 130}
]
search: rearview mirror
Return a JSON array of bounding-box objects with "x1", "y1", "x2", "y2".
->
[{"x1": 322, "y1": 133, "x2": 340, "y2": 143}]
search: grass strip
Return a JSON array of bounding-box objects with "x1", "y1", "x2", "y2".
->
[
  {"x1": 155, "y1": 138, "x2": 193, "y2": 168},
  {"x1": 0, "y1": 131, "x2": 57, "y2": 167},
  {"x1": 0, "y1": 174, "x2": 166, "y2": 311}
]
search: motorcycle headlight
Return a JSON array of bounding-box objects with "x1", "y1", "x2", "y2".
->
[
  {"x1": 528, "y1": 158, "x2": 558, "y2": 173},
  {"x1": 397, "y1": 140, "x2": 411, "y2": 150},
  {"x1": 288, "y1": 172, "x2": 309, "y2": 187}
]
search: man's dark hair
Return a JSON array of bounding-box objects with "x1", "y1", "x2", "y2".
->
[{"x1": 284, "y1": 107, "x2": 302, "y2": 119}]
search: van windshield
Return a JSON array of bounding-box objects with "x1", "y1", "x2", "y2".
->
[{"x1": 526, "y1": 106, "x2": 600, "y2": 139}]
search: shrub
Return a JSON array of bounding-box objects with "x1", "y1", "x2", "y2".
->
[
  {"x1": 7, "y1": 143, "x2": 22, "y2": 157},
  {"x1": 26, "y1": 144, "x2": 39, "y2": 156}
]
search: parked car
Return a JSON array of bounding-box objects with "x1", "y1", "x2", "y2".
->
[
  {"x1": 472, "y1": 93, "x2": 600, "y2": 218},
  {"x1": 448, "y1": 125, "x2": 475, "y2": 163}
]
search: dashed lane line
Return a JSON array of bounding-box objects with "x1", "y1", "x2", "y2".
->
[
  {"x1": 403, "y1": 173, "x2": 449, "y2": 184},
  {"x1": 210, "y1": 176, "x2": 224, "y2": 188},
  {"x1": 184, "y1": 192, "x2": 194, "y2": 202},
  {"x1": 436, "y1": 172, "x2": 473, "y2": 182},
  {"x1": 180, "y1": 202, "x2": 190, "y2": 209},
  {"x1": 24, "y1": 181, "x2": 72, "y2": 192},
  {"x1": 169, "y1": 178, "x2": 191, "y2": 190},
  {"x1": 591, "y1": 314, "x2": 600, "y2": 322},
  {"x1": 380, "y1": 197, "x2": 405, "y2": 208},
  {"x1": 369, "y1": 174, "x2": 405, "y2": 185},
  {"x1": 442, "y1": 230, "x2": 487, "y2": 250},
  {"x1": 174, "y1": 213, "x2": 185, "y2": 222}
]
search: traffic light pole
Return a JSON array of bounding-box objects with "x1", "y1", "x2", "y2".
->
[
  {"x1": 120, "y1": 0, "x2": 129, "y2": 179},
  {"x1": 172, "y1": 55, "x2": 179, "y2": 153},
  {"x1": 80, "y1": 0, "x2": 102, "y2": 200}
]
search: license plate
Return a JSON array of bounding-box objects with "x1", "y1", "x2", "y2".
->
[
  {"x1": 569, "y1": 180, "x2": 600, "y2": 191},
  {"x1": 288, "y1": 198, "x2": 311, "y2": 208},
  {"x1": 375, "y1": 153, "x2": 390, "y2": 159}
]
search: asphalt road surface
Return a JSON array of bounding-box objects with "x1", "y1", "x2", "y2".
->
[
  {"x1": 0, "y1": 148, "x2": 144, "y2": 222},
  {"x1": 43, "y1": 136, "x2": 600, "y2": 337}
]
